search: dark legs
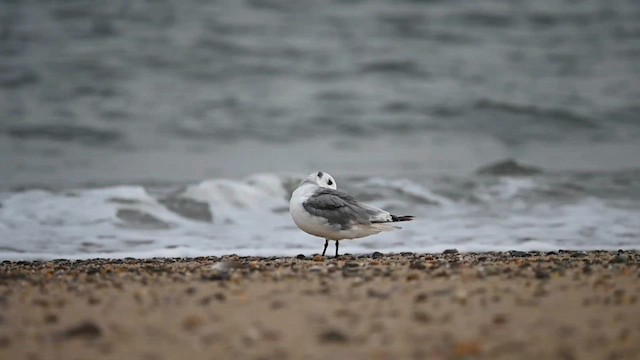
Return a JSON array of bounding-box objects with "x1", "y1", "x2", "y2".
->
[{"x1": 321, "y1": 239, "x2": 340, "y2": 257}]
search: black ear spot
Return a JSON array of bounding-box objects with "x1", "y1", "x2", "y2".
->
[
  {"x1": 317, "y1": 171, "x2": 323, "y2": 178},
  {"x1": 327, "y1": 179, "x2": 333, "y2": 186}
]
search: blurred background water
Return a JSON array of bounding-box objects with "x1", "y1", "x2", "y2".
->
[{"x1": 1, "y1": 0, "x2": 639, "y2": 259}]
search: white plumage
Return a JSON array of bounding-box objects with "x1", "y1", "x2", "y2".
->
[{"x1": 289, "y1": 171, "x2": 414, "y2": 257}]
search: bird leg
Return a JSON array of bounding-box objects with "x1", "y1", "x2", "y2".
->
[
  {"x1": 321, "y1": 239, "x2": 329, "y2": 256},
  {"x1": 335, "y1": 241, "x2": 339, "y2": 258}
]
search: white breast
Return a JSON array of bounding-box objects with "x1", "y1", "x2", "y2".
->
[{"x1": 289, "y1": 184, "x2": 334, "y2": 238}]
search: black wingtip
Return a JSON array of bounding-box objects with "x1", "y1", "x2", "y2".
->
[{"x1": 391, "y1": 215, "x2": 414, "y2": 222}]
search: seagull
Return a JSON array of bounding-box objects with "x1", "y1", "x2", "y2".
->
[{"x1": 289, "y1": 171, "x2": 414, "y2": 257}]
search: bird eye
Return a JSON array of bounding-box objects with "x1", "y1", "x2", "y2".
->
[
  {"x1": 317, "y1": 171, "x2": 323, "y2": 178},
  {"x1": 327, "y1": 179, "x2": 333, "y2": 186}
]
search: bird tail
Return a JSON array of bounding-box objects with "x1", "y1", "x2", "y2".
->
[
  {"x1": 391, "y1": 215, "x2": 414, "y2": 222},
  {"x1": 371, "y1": 214, "x2": 414, "y2": 231}
]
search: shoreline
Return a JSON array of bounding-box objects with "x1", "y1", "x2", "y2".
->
[
  {"x1": 1, "y1": 250, "x2": 638, "y2": 359},
  {"x1": 2, "y1": 247, "x2": 638, "y2": 262}
]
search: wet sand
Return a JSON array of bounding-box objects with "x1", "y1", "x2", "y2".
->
[{"x1": 0, "y1": 250, "x2": 639, "y2": 360}]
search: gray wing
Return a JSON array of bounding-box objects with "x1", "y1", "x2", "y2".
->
[{"x1": 302, "y1": 189, "x2": 377, "y2": 230}]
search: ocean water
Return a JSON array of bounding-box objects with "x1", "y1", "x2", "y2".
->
[{"x1": 1, "y1": 0, "x2": 639, "y2": 259}]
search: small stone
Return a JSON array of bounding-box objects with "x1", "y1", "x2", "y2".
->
[
  {"x1": 493, "y1": 313, "x2": 507, "y2": 325},
  {"x1": 570, "y1": 252, "x2": 587, "y2": 258},
  {"x1": 318, "y1": 329, "x2": 348, "y2": 343},
  {"x1": 372, "y1": 251, "x2": 384, "y2": 259},
  {"x1": 182, "y1": 315, "x2": 205, "y2": 331},
  {"x1": 85, "y1": 267, "x2": 101, "y2": 276},
  {"x1": 609, "y1": 255, "x2": 626, "y2": 264},
  {"x1": 312, "y1": 255, "x2": 324, "y2": 262},
  {"x1": 618, "y1": 328, "x2": 630, "y2": 341},
  {"x1": 345, "y1": 262, "x2": 360, "y2": 268},
  {"x1": 88, "y1": 296, "x2": 101, "y2": 305},
  {"x1": 409, "y1": 261, "x2": 426, "y2": 270},
  {"x1": 64, "y1": 321, "x2": 102, "y2": 339},
  {"x1": 406, "y1": 273, "x2": 419, "y2": 281},
  {"x1": 453, "y1": 289, "x2": 468, "y2": 305},
  {"x1": 0, "y1": 336, "x2": 10, "y2": 348},
  {"x1": 510, "y1": 251, "x2": 529, "y2": 258},
  {"x1": 413, "y1": 311, "x2": 432, "y2": 323},
  {"x1": 454, "y1": 341, "x2": 482, "y2": 357},
  {"x1": 270, "y1": 300, "x2": 286, "y2": 310},
  {"x1": 201, "y1": 272, "x2": 230, "y2": 281},
  {"x1": 185, "y1": 287, "x2": 197, "y2": 295},
  {"x1": 443, "y1": 249, "x2": 458, "y2": 255},
  {"x1": 414, "y1": 293, "x2": 428, "y2": 303},
  {"x1": 262, "y1": 329, "x2": 281, "y2": 342},
  {"x1": 534, "y1": 269, "x2": 550, "y2": 280},
  {"x1": 367, "y1": 288, "x2": 390, "y2": 299},
  {"x1": 242, "y1": 326, "x2": 261, "y2": 345},
  {"x1": 434, "y1": 269, "x2": 449, "y2": 277},
  {"x1": 44, "y1": 313, "x2": 58, "y2": 324},
  {"x1": 295, "y1": 254, "x2": 306, "y2": 260}
]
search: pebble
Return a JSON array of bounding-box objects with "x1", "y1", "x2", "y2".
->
[
  {"x1": 454, "y1": 341, "x2": 483, "y2": 357},
  {"x1": 414, "y1": 293, "x2": 428, "y2": 303},
  {"x1": 443, "y1": 249, "x2": 459, "y2": 254},
  {"x1": 413, "y1": 311, "x2": 432, "y2": 323},
  {"x1": 433, "y1": 269, "x2": 449, "y2": 277},
  {"x1": 609, "y1": 255, "x2": 626, "y2": 264},
  {"x1": 214, "y1": 292, "x2": 226, "y2": 302},
  {"x1": 185, "y1": 287, "x2": 197, "y2": 295},
  {"x1": 493, "y1": 313, "x2": 508, "y2": 325},
  {"x1": 44, "y1": 313, "x2": 58, "y2": 324},
  {"x1": 318, "y1": 329, "x2": 349, "y2": 343},
  {"x1": 0, "y1": 336, "x2": 10, "y2": 348},
  {"x1": 86, "y1": 268, "x2": 101, "y2": 275},
  {"x1": 372, "y1": 251, "x2": 384, "y2": 259},
  {"x1": 534, "y1": 269, "x2": 550, "y2": 280},
  {"x1": 182, "y1": 315, "x2": 205, "y2": 331},
  {"x1": 64, "y1": 321, "x2": 102, "y2": 339},
  {"x1": 453, "y1": 289, "x2": 468, "y2": 305},
  {"x1": 198, "y1": 292, "x2": 227, "y2": 305},
  {"x1": 270, "y1": 299, "x2": 286, "y2": 310},
  {"x1": 367, "y1": 288, "x2": 390, "y2": 299},
  {"x1": 88, "y1": 296, "x2": 101, "y2": 305},
  {"x1": 201, "y1": 272, "x2": 230, "y2": 281},
  {"x1": 406, "y1": 273, "x2": 419, "y2": 281},
  {"x1": 312, "y1": 255, "x2": 324, "y2": 262}
]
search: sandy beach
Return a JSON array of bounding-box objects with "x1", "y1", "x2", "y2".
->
[{"x1": 0, "y1": 250, "x2": 638, "y2": 360}]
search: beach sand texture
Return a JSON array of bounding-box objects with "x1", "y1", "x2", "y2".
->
[{"x1": 1, "y1": 251, "x2": 638, "y2": 359}]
